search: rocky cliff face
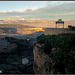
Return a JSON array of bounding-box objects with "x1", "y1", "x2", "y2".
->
[
  {"x1": 33, "y1": 43, "x2": 71, "y2": 74},
  {"x1": 33, "y1": 43, "x2": 53, "y2": 74}
]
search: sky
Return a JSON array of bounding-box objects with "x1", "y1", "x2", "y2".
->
[
  {"x1": 0, "y1": 1, "x2": 47, "y2": 12},
  {"x1": 0, "y1": 1, "x2": 75, "y2": 20}
]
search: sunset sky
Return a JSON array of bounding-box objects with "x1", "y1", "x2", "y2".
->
[{"x1": 0, "y1": 1, "x2": 75, "y2": 20}]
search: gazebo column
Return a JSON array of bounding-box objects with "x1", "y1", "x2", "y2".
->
[
  {"x1": 63, "y1": 23, "x2": 64, "y2": 28},
  {"x1": 56, "y1": 23, "x2": 57, "y2": 28}
]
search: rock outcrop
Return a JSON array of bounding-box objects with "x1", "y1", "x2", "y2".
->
[{"x1": 33, "y1": 43, "x2": 52, "y2": 74}]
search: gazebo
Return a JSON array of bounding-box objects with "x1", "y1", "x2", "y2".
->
[{"x1": 56, "y1": 18, "x2": 64, "y2": 28}]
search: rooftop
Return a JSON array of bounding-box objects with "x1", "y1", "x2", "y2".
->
[{"x1": 56, "y1": 18, "x2": 64, "y2": 23}]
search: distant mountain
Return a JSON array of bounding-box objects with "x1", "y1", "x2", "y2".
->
[
  {"x1": 0, "y1": 19, "x2": 75, "y2": 35},
  {"x1": 0, "y1": 19, "x2": 75, "y2": 28}
]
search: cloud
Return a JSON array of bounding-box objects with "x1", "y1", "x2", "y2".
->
[
  {"x1": 25, "y1": 7, "x2": 40, "y2": 11},
  {"x1": 45, "y1": 1, "x2": 63, "y2": 7},
  {"x1": 13, "y1": 16, "x2": 22, "y2": 18},
  {"x1": 0, "y1": 1, "x2": 75, "y2": 20},
  {"x1": 0, "y1": 10, "x2": 24, "y2": 13},
  {"x1": 0, "y1": 7, "x2": 40, "y2": 13},
  {"x1": 25, "y1": 8, "x2": 32, "y2": 12},
  {"x1": 53, "y1": 12, "x2": 75, "y2": 16},
  {"x1": 0, "y1": 1, "x2": 74, "y2": 14},
  {"x1": 45, "y1": 1, "x2": 75, "y2": 7}
]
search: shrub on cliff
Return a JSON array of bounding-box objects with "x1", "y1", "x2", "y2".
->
[
  {"x1": 43, "y1": 39, "x2": 52, "y2": 54},
  {"x1": 37, "y1": 34, "x2": 46, "y2": 43}
]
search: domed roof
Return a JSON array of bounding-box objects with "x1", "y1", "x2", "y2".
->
[
  {"x1": 56, "y1": 18, "x2": 64, "y2": 24},
  {"x1": 58, "y1": 18, "x2": 62, "y2": 20}
]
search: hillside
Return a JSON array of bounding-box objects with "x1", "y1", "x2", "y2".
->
[
  {"x1": 0, "y1": 19, "x2": 75, "y2": 28},
  {"x1": 0, "y1": 19, "x2": 75, "y2": 35}
]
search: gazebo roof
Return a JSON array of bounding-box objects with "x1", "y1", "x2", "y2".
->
[{"x1": 56, "y1": 18, "x2": 64, "y2": 24}]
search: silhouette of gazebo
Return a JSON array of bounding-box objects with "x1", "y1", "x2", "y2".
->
[{"x1": 56, "y1": 18, "x2": 64, "y2": 28}]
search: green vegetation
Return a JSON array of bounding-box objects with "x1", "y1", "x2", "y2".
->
[
  {"x1": 36, "y1": 33, "x2": 75, "y2": 73},
  {"x1": 68, "y1": 25, "x2": 75, "y2": 30}
]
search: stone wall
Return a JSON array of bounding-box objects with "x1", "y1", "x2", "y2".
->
[{"x1": 45, "y1": 28, "x2": 75, "y2": 35}]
